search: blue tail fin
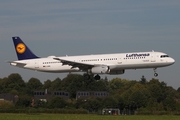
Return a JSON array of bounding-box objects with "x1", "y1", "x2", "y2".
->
[{"x1": 12, "y1": 37, "x2": 39, "y2": 60}]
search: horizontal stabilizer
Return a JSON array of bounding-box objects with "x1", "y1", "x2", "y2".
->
[{"x1": 6, "y1": 61, "x2": 27, "y2": 66}]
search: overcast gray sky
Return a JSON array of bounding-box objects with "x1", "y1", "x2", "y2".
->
[{"x1": 0, "y1": 0, "x2": 179, "y2": 89}]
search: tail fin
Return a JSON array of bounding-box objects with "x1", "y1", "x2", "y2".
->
[{"x1": 12, "y1": 36, "x2": 39, "y2": 60}]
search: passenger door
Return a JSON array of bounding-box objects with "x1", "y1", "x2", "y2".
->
[
  {"x1": 34, "y1": 60, "x2": 39, "y2": 69},
  {"x1": 151, "y1": 53, "x2": 156, "y2": 62}
]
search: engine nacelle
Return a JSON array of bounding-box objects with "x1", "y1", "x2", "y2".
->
[
  {"x1": 90, "y1": 66, "x2": 110, "y2": 74},
  {"x1": 109, "y1": 70, "x2": 125, "y2": 75}
]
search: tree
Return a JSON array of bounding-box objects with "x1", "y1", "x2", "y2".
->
[
  {"x1": 128, "y1": 90, "x2": 147, "y2": 108},
  {"x1": 102, "y1": 96, "x2": 118, "y2": 108},
  {"x1": 162, "y1": 87, "x2": 177, "y2": 111},
  {"x1": 85, "y1": 79, "x2": 109, "y2": 91},
  {"x1": 147, "y1": 79, "x2": 165, "y2": 103},
  {"x1": 50, "y1": 77, "x2": 61, "y2": 90},
  {"x1": 48, "y1": 97, "x2": 66, "y2": 108},
  {"x1": 139, "y1": 75, "x2": 147, "y2": 84},
  {"x1": 163, "y1": 95, "x2": 176, "y2": 111},
  {"x1": 146, "y1": 98, "x2": 158, "y2": 111},
  {"x1": 43, "y1": 79, "x2": 52, "y2": 90},
  {"x1": 119, "y1": 82, "x2": 149, "y2": 109},
  {"x1": 60, "y1": 74, "x2": 86, "y2": 98},
  {"x1": 26, "y1": 78, "x2": 43, "y2": 95},
  {"x1": 35, "y1": 100, "x2": 47, "y2": 108},
  {"x1": 109, "y1": 78, "x2": 125, "y2": 90},
  {"x1": 177, "y1": 87, "x2": 180, "y2": 92},
  {"x1": 0, "y1": 77, "x2": 11, "y2": 93},
  {"x1": 1, "y1": 73, "x2": 180, "y2": 112},
  {"x1": 113, "y1": 94, "x2": 125, "y2": 110},
  {"x1": 15, "y1": 95, "x2": 31, "y2": 108},
  {"x1": 108, "y1": 78, "x2": 132, "y2": 95},
  {"x1": 82, "y1": 97, "x2": 102, "y2": 112},
  {"x1": 8, "y1": 73, "x2": 25, "y2": 85},
  {"x1": 27, "y1": 78, "x2": 42, "y2": 89},
  {"x1": 0, "y1": 73, "x2": 26, "y2": 94}
]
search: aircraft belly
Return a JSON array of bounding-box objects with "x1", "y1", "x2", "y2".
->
[
  {"x1": 38, "y1": 64, "x2": 79, "y2": 73},
  {"x1": 116, "y1": 62, "x2": 169, "y2": 69}
]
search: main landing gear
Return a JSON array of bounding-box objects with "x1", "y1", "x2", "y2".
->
[
  {"x1": 84, "y1": 74, "x2": 101, "y2": 80},
  {"x1": 153, "y1": 68, "x2": 158, "y2": 77},
  {"x1": 94, "y1": 74, "x2": 101, "y2": 80}
]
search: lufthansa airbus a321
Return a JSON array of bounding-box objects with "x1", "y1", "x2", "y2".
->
[{"x1": 7, "y1": 37, "x2": 175, "y2": 80}]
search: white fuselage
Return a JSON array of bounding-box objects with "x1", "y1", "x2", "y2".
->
[{"x1": 10, "y1": 51, "x2": 175, "y2": 74}]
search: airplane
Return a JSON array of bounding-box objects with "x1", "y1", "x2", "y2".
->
[{"x1": 7, "y1": 36, "x2": 175, "y2": 80}]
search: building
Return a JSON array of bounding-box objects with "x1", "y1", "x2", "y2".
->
[
  {"x1": 0, "y1": 93, "x2": 18, "y2": 103},
  {"x1": 33, "y1": 90, "x2": 69, "y2": 102},
  {"x1": 76, "y1": 91, "x2": 109, "y2": 100}
]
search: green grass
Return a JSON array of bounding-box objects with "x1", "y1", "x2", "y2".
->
[{"x1": 0, "y1": 114, "x2": 179, "y2": 120}]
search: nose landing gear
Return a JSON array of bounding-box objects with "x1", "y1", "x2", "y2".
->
[
  {"x1": 154, "y1": 73, "x2": 158, "y2": 77},
  {"x1": 153, "y1": 68, "x2": 158, "y2": 77}
]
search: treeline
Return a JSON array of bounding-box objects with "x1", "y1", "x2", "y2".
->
[{"x1": 0, "y1": 73, "x2": 180, "y2": 114}]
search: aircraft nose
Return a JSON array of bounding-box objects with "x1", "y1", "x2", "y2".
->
[{"x1": 170, "y1": 58, "x2": 175, "y2": 64}]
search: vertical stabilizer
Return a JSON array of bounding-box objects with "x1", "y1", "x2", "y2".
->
[{"x1": 12, "y1": 37, "x2": 39, "y2": 60}]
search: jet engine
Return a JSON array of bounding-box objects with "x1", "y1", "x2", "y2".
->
[{"x1": 90, "y1": 66, "x2": 110, "y2": 74}]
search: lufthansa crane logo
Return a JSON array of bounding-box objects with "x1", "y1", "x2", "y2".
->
[{"x1": 16, "y1": 43, "x2": 26, "y2": 54}]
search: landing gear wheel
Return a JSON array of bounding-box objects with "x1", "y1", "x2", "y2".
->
[
  {"x1": 153, "y1": 68, "x2": 158, "y2": 77},
  {"x1": 94, "y1": 74, "x2": 101, "y2": 80},
  {"x1": 154, "y1": 73, "x2": 158, "y2": 77}
]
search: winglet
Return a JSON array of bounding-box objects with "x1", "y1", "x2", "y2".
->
[{"x1": 12, "y1": 37, "x2": 39, "y2": 60}]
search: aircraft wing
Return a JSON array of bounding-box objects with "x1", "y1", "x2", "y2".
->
[{"x1": 53, "y1": 57, "x2": 100, "y2": 71}]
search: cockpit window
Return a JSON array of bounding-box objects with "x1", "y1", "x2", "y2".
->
[{"x1": 160, "y1": 55, "x2": 169, "y2": 58}]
